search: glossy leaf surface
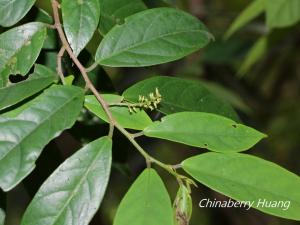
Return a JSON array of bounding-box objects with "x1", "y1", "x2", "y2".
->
[
  {"x1": 123, "y1": 76, "x2": 239, "y2": 121},
  {"x1": 0, "y1": 85, "x2": 84, "y2": 191},
  {"x1": 0, "y1": 22, "x2": 47, "y2": 87},
  {"x1": 85, "y1": 94, "x2": 153, "y2": 130},
  {"x1": 182, "y1": 152, "x2": 300, "y2": 220},
  {"x1": 113, "y1": 169, "x2": 173, "y2": 225},
  {"x1": 0, "y1": 0, "x2": 36, "y2": 27},
  {"x1": 99, "y1": 0, "x2": 147, "y2": 35},
  {"x1": 0, "y1": 64, "x2": 57, "y2": 110},
  {"x1": 144, "y1": 112, "x2": 266, "y2": 152},
  {"x1": 96, "y1": 8, "x2": 213, "y2": 67},
  {"x1": 21, "y1": 137, "x2": 112, "y2": 225},
  {"x1": 62, "y1": 0, "x2": 100, "y2": 56}
]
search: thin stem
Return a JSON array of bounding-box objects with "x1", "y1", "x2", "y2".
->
[
  {"x1": 116, "y1": 124, "x2": 181, "y2": 179},
  {"x1": 51, "y1": 0, "x2": 190, "y2": 183},
  {"x1": 85, "y1": 62, "x2": 98, "y2": 73},
  {"x1": 109, "y1": 102, "x2": 144, "y2": 109},
  {"x1": 130, "y1": 131, "x2": 144, "y2": 138},
  {"x1": 150, "y1": 157, "x2": 180, "y2": 178},
  {"x1": 57, "y1": 46, "x2": 66, "y2": 85},
  {"x1": 172, "y1": 164, "x2": 183, "y2": 169},
  {"x1": 46, "y1": 24, "x2": 56, "y2": 29},
  {"x1": 146, "y1": 160, "x2": 152, "y2": 168},
  {"x1": 51, "y1": 0, "x2": 115, "y2": 137},
  {"x1": 116, "y1": 124, "x2": 150, "y2": 160},
  {"x1": 109, "y1": 103, "x2": 131, "y2": 107}
]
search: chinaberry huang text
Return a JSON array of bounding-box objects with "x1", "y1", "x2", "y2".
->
[{"x1": 199, "y1": 198, "x2": 290, "y2": 211}]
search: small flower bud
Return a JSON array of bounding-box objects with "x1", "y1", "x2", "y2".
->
[{"x1": 174, "y1": 185, "x2": 192, "y2": 225}]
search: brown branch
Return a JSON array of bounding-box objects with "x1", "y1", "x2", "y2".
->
[
  {"x1": 57, "y1": 46, "x2": 66, "y2": 84},
  {"x1": 51, "y1": 0, "x2": 115, "y2": 137},
  {"x1": 50, "y1": 0, "x2": 192, "y2": 184}
]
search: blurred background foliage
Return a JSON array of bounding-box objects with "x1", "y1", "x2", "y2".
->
[{"x1": 1, "y1": 0, "x2": 300, "y2": 225}]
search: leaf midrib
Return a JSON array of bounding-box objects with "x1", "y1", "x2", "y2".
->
[
  {"x1": 0, "y1": 90, "x2": 82, "y2": 162},
  {"x1": 146, "y1": 124, "x2": 261, "y2": 139},
  {"x1": 73, "y1": 3, "x2": 84, "y2": 54},
  {"x1": 47, "y1": 140, "x2": 109, "y2": 225},
  {"x1": 1, "y1": 0, "x2": 18, "y2": 9},
  {"x1": 99, "y1": 29, "x2": 210, "y2": 62},
  {"x1": 186, "y1": 165, "x2": 300, "y2": 208},
  {"x1": 141, "y1": 170, "x2": 151, "y2": 225}
]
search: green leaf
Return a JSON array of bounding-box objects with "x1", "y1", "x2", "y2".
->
[
  {"x1": 35, "y1": 8, "x2": 57, "y2": 50},
  {"x1": 95, "y1": 8, "x2": 213, "y2": 67},
  {"x1": 225, "y1": 0, "x2": 265, "y2": 39},
  {"x1": 64, "y1": 75, "x2": 75, "y2": 86},
  {"x1": 0, "y1": 91, "x2": 40, "y2": 118},
  {"x1": 62, "y1": 0, "x2": 100, "y2": 56},
  {"x1": 113, "y1": 168, "x2": 173, "y2": 225},
  {"x1": 0, "y1": 22, "x2": 47, "y2": 88},
  {"x1": 123, "y1": 76, "x2": 239, "y2": 121},
  {"x1": 0, "y1": 64, "x2": 57, "y2": 111},
  {"x1": 0, "y1": 208, "x2": 4, "y2": 225},
  {"x1": 144, "y1": 112, "x2": 266, "y2": 152},
  {"x1": 35, "y1": 8, "x2": 53, "y2": 24},
  {"x1": 99, "y1": 0, "x2": 147, "y2": 35},
  {"x1": 266, "y1": 0, "x2": 300, "y2": 28},
  {"x1": 182, "y1": 152, "x2": 300, "y2": 221},
  {"x1": 0, "y1": 0, "x2": 36, "y2": 27},
  {"x1": 85, "y1": 94, "x2": 153, "y2": 130},
  {"x1": 238, "y1": 36, "x2": 268, "y2": 76},
  {"x1": 0, "y1": 85, "x2": 84, "y2": 191},
  {"x1": 21, "y1": 136, "x2": 112, "y2": 225}
]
